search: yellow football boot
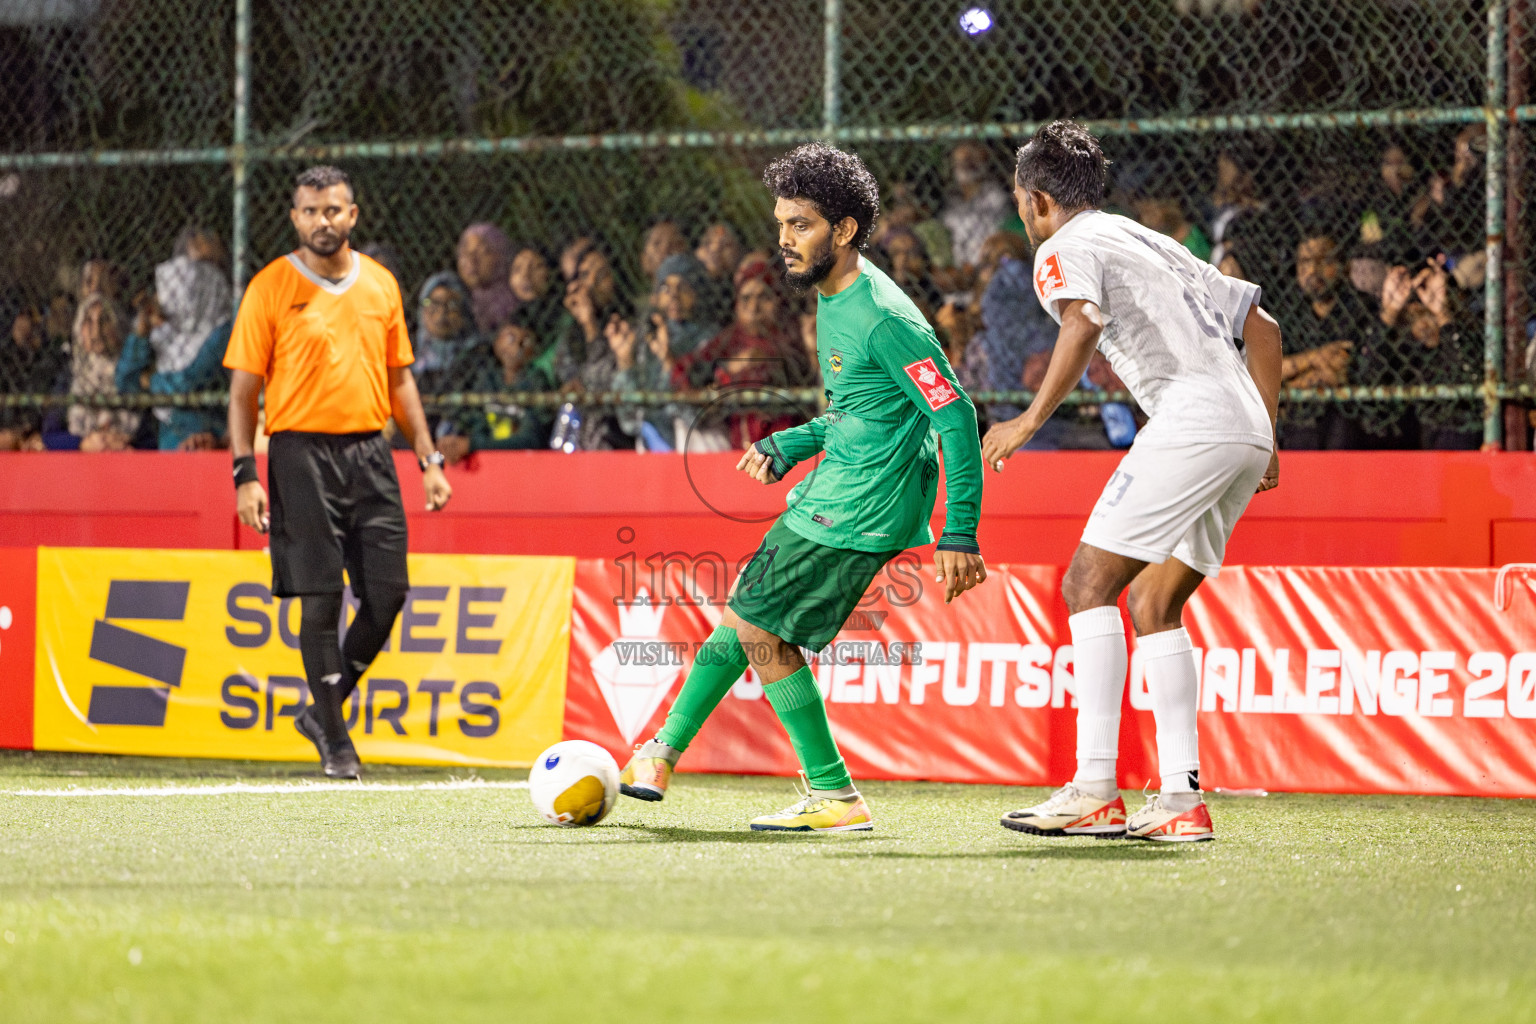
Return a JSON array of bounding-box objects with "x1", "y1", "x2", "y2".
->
[
  {"x1": 619, "y1": 751, "x2": 673, "y2": 802},
  {"x1": 749, "y1": 776, "x2": 873, "y2": 832}
]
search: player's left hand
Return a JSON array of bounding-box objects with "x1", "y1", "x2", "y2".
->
[
  {"x1": 424, "y1": 465, "x2": 453, "y2": 511},
  {"x1": 934, "y1": 550, "x2": 987, "y2": 604},
  {"x1": 981, "y1": 415, "x2": 1037, "y2": 472},
  {"x1": 1256, "y1": 451, "x2": 1280, "y2": 492}
]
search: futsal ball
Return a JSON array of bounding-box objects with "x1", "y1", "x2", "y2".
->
[{"x1": 529, "y1": 740, "x2": 620, "y2": 827}]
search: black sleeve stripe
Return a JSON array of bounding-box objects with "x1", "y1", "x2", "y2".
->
[{"x1": 764, "y1": 436, "x2": 791, "y2": 479}]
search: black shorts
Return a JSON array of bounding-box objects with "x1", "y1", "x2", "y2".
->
[{"x1": 266, "y1": 430, "x2": 409, "y2": 598}]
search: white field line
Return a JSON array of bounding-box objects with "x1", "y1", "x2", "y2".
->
[{"x1": 0, "y1": 779, "x2": 529, "y2": 797}]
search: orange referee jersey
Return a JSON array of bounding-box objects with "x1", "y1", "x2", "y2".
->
[{"x1": 224, "y1": 251, "x2": 413, "y2": 434}]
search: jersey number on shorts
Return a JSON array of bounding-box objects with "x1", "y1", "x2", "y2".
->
[
  {"x1": 744, "y1": 542, "x2": 779, "y2": 593},
  {"x1": 1094, "y1": 471, "x2": 1134, "y2": 515}
]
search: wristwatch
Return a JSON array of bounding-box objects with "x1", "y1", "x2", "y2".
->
[{"x1": 419, "y1": 451, "x2": 446, "y2": 472}]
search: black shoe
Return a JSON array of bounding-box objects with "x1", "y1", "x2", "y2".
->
[{"x1": 294, "y1": 706, "x2": 362, "y2": 780}]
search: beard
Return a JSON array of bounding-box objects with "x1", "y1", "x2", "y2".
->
[
  {"x1": 302, "y1": 226, "x2": 348, "y2": 258},
  {"x1": 1021, "y1": 204, "x2": 1039, "y2": 250},
  {"x1": 781, "y1": 236, "x2": 837, "y2": 291},
  {"x1": 1298, "y1": 277, "x2": 1337, "y2": 300}
]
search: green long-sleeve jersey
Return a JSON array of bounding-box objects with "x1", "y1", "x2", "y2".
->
[{"x1": 756, "y1": 259, "x2": 982, "y2": 555}]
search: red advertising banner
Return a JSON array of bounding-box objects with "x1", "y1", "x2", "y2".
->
[
  {"x1": 0, "y1": 548, "x2": 38, "y2": 750},
  {"x1": 564, "y1": 556, "x2": 1091, "y2": 787},
  {"x1": 564, "y1": 559, "x2": 1536, "y2": 797},
  {"x1": 1177, "y1": 566, "x2": 1536, "y2": 796}
]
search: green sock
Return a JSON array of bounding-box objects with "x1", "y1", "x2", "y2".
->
[
  {"x1": 654, "y1": 624, "x2": 749, "y2": 754},
  {"x1": 763, "y1": 665, "x2": 852, "y2": 792}
]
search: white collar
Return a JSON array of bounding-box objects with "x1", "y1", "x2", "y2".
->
[{"x1": 286, "y1": 251, "x2": 360, "y2": 295}]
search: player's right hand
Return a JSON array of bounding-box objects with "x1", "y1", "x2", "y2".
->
[
  {"x1": 736, "y1": 445, "x2": 780, "y2": 484},
  {"x1": 237, "y1": 481, "x2": 270, "y2": 534},
  {"x1": 423, "y1": 465, "x2": 453, "y2": 511},
  {"x1": 981, "y1": 415, "x2": 1037, "y2": 471}
]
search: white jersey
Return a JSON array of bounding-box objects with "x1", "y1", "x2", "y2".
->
[{"x1": 1031, "y1": 209, "x2": 1272, "y2": 448}]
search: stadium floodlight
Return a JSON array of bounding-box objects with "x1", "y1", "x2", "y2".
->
[{"x1": 958, "y1": 6, "x2": 994, "y2": 35}]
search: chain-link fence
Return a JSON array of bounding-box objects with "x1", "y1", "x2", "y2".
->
[{"x1": 1, "y1": 0, "x2": 1532, "y2": 452}]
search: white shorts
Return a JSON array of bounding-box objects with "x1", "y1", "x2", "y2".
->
[{"x1": 1079, "y1": 439, "x2": 1270, "y2": 578}]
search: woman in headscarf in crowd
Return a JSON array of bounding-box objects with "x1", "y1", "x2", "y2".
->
[
  {"x1": 665, "y1": 256, "x2": 812, "y2": 449},
  {"x1": 116, "y1": 244, "x2": 232, "y2": 450},
  {"x1": 508, "y1": 245, "x2": 563, "y2": 344},
  {"x1": 149, "y1": 251, "x2": 230, "y2": 379},
  {"x1": 411, "y1": 271, "x2": 481, "y2": 396},
  {"x1": 584, "y1": 251, "x2": 723, "y2": 449},
  {"x1": 78, "y1": 259, "x2": 127, "y2": 306},
  {"x1": 456, "y1": 222, "x2": 518, "y2": 334},
  {"x1": 73, "y1": 259, "x2": 130, "y2": 372},
  {"x1": 65, "y1": 294, "x2": 138, "y2": 450},
  {"x1": 648, "y1": 252, "x2": 724, "y2": 361},
  {"x1": 633, "y1": 253, "x2": 725, "y2": 383},
  {"x1": 117, "y1": 231, "x2": 228, "y2": 378}
]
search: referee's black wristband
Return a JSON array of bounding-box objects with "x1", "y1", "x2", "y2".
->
[{"x1": 233, "y1": 455, "x2": 259, "y2": 488}]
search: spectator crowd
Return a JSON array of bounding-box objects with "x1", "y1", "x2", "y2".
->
[{"x1": 3, "y1": 127, "x2": 1529, "y2": 458}]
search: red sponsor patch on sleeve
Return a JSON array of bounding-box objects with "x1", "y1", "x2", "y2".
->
[
  {"x1": 903, "y1": 357, "x2": 959, "y2": 411},
  {"x1": 1035, "y1": 252, "x2": 1067, "y2": 301}
]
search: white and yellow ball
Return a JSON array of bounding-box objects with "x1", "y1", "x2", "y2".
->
[{"x1": 528, "y1": 740, "x2": 620, "y2": 827}]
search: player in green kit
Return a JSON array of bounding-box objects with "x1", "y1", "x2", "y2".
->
[{"x1": 619, "y1": 143, "x2": 988, "y2": 831}]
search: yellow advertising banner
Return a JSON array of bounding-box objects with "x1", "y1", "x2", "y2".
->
[{"x1": 34, "y1": 548, "x2": 575, "y2": 767}]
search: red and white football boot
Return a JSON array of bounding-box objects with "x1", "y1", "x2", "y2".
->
[
  {"x1": 1125, "y1": 794, "x2": 1215, "y2": 842},
  {"x1": 1000, "y1": 783, "x2": 1128, "y2": 838}
]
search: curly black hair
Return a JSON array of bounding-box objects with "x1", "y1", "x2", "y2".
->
[
  {"x1": 763, "y1": 143, "x2": 880, "y2": 249},
  {"x1": 1014, "y1": 120, "x2": 1107, "y2": 212}
]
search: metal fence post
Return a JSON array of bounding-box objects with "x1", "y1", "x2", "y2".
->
[
  {"x1": 1505, "y1": 0, "x2": 1531, "y2": 449},
  {"x1": 231, "y1": 0, "x2": 252, "y2": 309},
  {"x1": 822, "y1": 0, "x2": 843, "y2": 139},
  {"x1": 1484, "y1": 0, "x2": 1509, "y2": 449}
]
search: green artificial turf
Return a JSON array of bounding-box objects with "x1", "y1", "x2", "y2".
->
[{"x1": 0, "y1": 751, "x2": 1532, "y2": 1023}]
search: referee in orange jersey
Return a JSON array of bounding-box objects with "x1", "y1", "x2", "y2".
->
[{"x1": 225, "y1": 165, "x2": 451, "y2": 779}]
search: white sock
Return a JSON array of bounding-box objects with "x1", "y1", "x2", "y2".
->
[
  {"x1": 1069, "y1": 606, "x2": 1126, "y2": 798},
  {"x1": 1141, "y1": 627, "x2": 1201, "y2": 803}
]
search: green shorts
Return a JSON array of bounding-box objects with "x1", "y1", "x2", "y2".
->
[{"x1": 727, "y1": 517, "x2": 902, "y2": 653}]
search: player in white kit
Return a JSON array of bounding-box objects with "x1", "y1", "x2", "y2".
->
[{"x1": 982, "y1": 121, "x2": 1283, "y2": 842}]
